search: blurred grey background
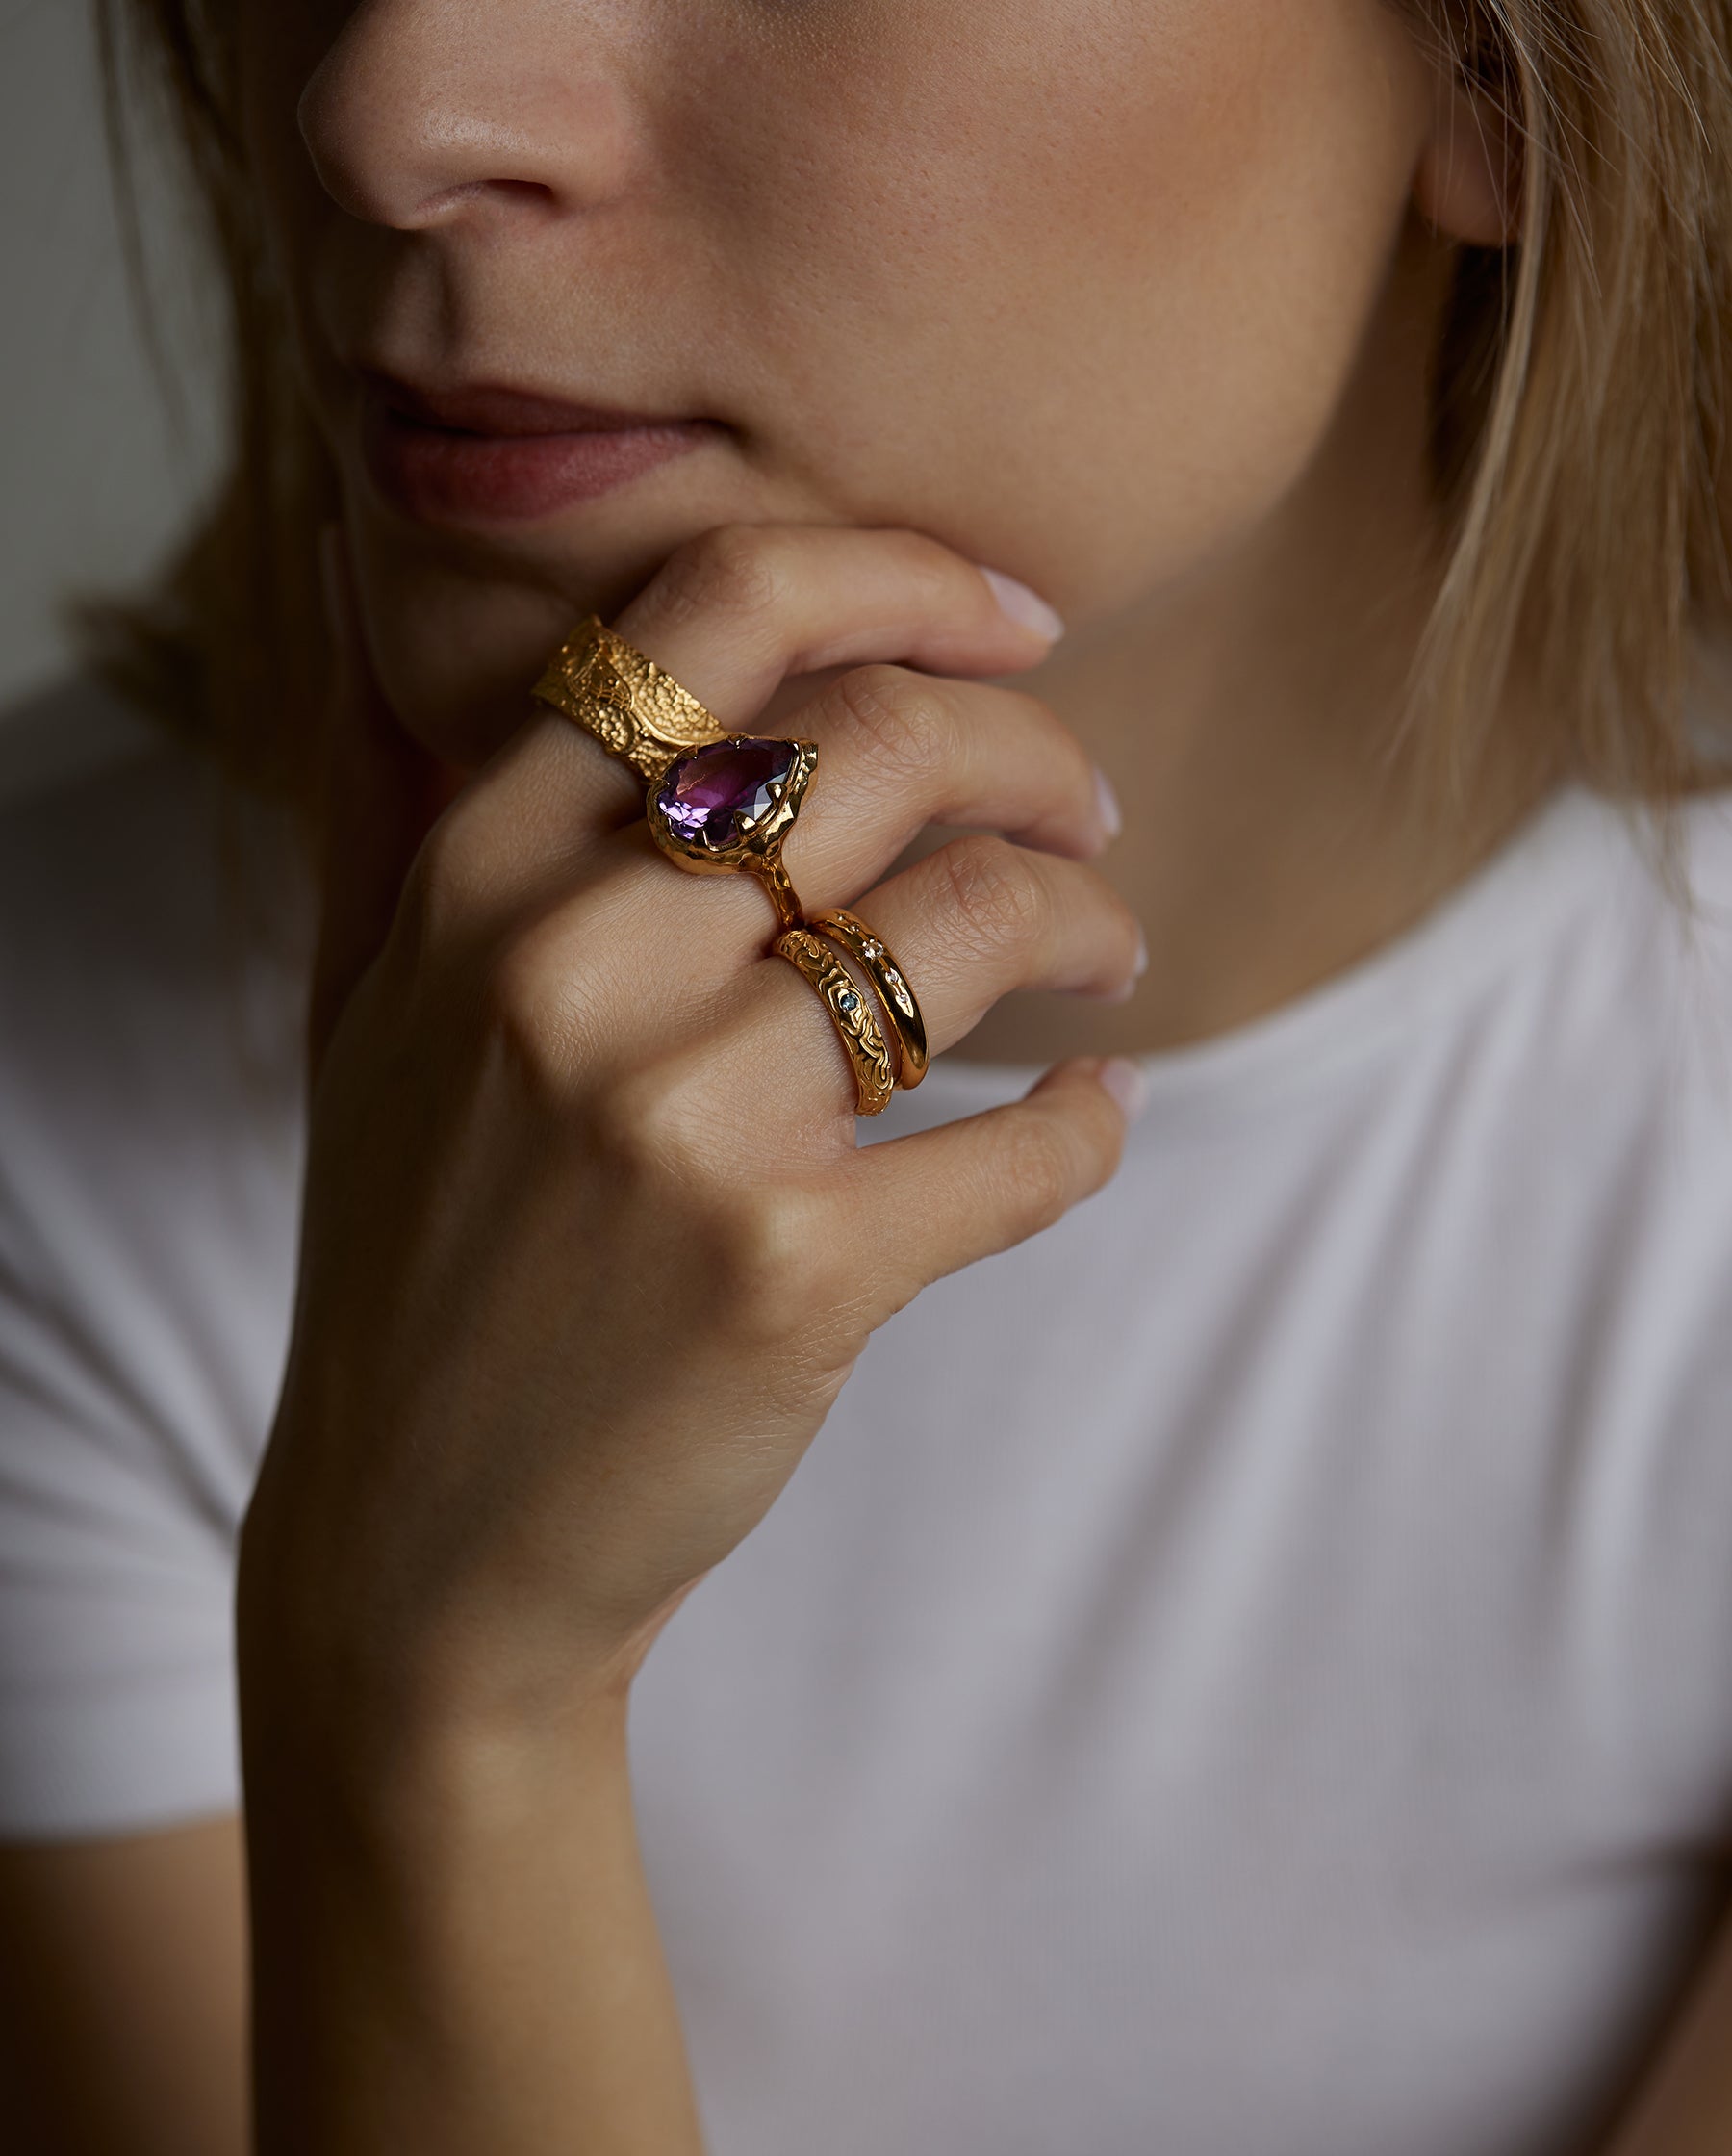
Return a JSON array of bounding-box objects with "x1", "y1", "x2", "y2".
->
[{"x1": 1, "y1": 0, "x2": 220, "y2": 717}]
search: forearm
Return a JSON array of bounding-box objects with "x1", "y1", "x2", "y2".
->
[
  {"x1": 1602, "y1": 1898, "x2": 1732, "y2": 2156},
  {"x1": 239, "y1": 1678, "x2": 703, "y2": 2156}
]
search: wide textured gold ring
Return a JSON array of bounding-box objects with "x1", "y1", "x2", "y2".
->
[
  {"x1": 806, "y1": 909, "x2": 929, "y2": 1090},
  {"x1": 775, "y1": 928, "x2": 897, "y2": 1116},
  {"x1": 532, "y1": 615, "x2": 729, "y2": 784}
]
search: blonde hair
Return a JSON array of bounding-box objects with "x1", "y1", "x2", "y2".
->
[{"x1": 91, "y1": 0, "x2": 1732, "y2": 831}]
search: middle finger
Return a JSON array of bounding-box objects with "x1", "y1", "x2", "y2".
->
[{"x1": 772, "y1": 664, "x2": 1115, "y2": 915}]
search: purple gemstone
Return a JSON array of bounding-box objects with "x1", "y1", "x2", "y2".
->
[{"x1": 656, "y1": 737, "x2": 799, "y2": 851}]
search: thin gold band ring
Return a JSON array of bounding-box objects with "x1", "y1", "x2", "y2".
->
[{"x1": 805, "y1": 909, "x2": 929, "y2": 1090}]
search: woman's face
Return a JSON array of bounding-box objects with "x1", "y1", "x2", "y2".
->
[{"x1": 242, "y1": 0, "x2": 1443, "y2": 763}]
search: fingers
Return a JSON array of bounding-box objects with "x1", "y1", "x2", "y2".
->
[
  {"x1": 850, "y1": 1059, "x2": 1145, "y2": 1300},
  {"x1": 711, "y1": 834, "x2": 1140, "y2": 1136},
  {"x1": 404, "y1": 526, "x2": 1068, "y2": 931},
  {"x1": 863, "y1": 834, "x2": 1146, "y2": 1038},
  {"x1": 751, "y1": 832, "x2": 1143, "y2": 1096},
  {"x1": 776, "y1": 665, "x2": 1116, "y2": 909},
  {"x1": 611, "y1": 525, "x2": 1063, "y2": 724},
  {"x1": 307, "y1": 528, "x2": 466, "y2": 1087}
]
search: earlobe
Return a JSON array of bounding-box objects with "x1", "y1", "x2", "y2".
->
[{"x1": 1413, "y1": 74, "x2": 1523, "y2": 247}]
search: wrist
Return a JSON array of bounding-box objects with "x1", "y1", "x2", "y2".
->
[
  {"x1": 239, "y1": 1648, "x2": 635, "y2": 1863},
  {"x1": 237, "y1": 1529, "x2": 637, "y2": 1843}
]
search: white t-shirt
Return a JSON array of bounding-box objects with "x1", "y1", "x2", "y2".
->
[{"x1": 4, "y1": 678, "x2": 1732, "y2": 2156}]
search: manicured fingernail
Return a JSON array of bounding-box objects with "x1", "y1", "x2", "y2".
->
[
  {"x1": 980, "y1": 567, "x2": 1065, "y2": 642},
  {"x1": 1099, "y1": 1057, "x2": 1149, "y2": 1124},
  {"x1": 1093, "y1": 766, "x2": 1123, "y2": 841},
  {"x1": 1132, "y1": 925, "x2": 1148, "y2": 978}
]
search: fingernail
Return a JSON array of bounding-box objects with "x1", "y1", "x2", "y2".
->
[
  {"x1": 980, "y1": 567, "x2": 1065, "y2": 643},
  {"x1": 1093, "y1": 766, "x2": 1123, "y2": 841},
  {"x1": 1099, "y1": 1057, "x2": 1149, "y2": 1124},
  {"x1": 1133, "y1": 925, "x2": 1149, "y2": 978}
]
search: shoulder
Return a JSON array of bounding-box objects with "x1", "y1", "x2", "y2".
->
[
  {"x1": 1522, "y1": 782, "x2": 1732, "y2": 1105},
  {"x1": 0, "y1": 677, "x2": 312, "y2": 1091},
  {"x1": 0, "y1": 679, "x2": 308, "y2": 1374},
  {"x1": 1668, "y1": 636, "x2": 1732, "y2": 928},
  {"x1": 0, "y1": 677, "x2": 309, "y2": 1005},
  {"x1": 0, "y1": 685, "x2": 309, "y2": 1835},
  {"x1": 1672, "y1": 783, "x2": 1732, "y2": 925}
]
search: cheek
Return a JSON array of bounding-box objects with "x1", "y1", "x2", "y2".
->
[{"x1": 731, "y1": 0, "x2": 1427, "y2": 618}]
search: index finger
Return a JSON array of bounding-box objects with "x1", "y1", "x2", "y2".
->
[
  {"x1": 424, "y1": 526, "x2": 1065, "y2": 913},
  {"x1": 611, "y1": 525, "x2": 1064, "y2": 727}
]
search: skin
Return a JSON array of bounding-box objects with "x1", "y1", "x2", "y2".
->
[
  {"x1": 249, "y1": 0, "x2": 1531, "y2": 1058},
  {"x1": 7, "y1": 1, "x2": 1732, "y2": 2150}
]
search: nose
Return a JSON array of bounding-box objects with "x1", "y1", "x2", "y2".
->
[{"x1": 297, "y1": 0, "x2": 642, "y2": 229}]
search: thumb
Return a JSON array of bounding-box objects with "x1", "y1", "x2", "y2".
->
[{"x1": 306, "y1": 526, "x2": 462, "y2": 1089}]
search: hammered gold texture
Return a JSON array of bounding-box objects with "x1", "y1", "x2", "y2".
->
[
  {"x1": 532, "y1": 615, "x2": 728, "y2": 784},
  {"x1": 775, "y1": 928, "x2": 897, "y2": 1116},
  {"x1": 806, "y1": 907, "x2": 929, "y2": 1089}
]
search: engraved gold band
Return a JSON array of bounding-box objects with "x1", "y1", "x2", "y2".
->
[
  {"x1": 774, "y1": 927, "x2": 896, "y2": 1116},
  {"x1": 532, "y1": 615, "x2": 728, "y2": 785},
  {"x1": 805, "y1": 909, "x2": 929, "y2": 1090}
]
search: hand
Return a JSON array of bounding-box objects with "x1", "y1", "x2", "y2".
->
[{"x1": 237, "y1": 524, "x2": 1144, "y2": 1767}]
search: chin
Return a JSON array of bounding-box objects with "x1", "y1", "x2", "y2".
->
[
  {"x1": 349, "y1": 552, "x2": 601, "y2": 769},
  {"x1": 337, "y1": 467, "x2": 779, "y2": 768}
]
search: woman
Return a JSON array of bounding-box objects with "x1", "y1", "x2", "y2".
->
[{"x1": 3, "y1": 0, "x2": 1732, "y2": 2148}]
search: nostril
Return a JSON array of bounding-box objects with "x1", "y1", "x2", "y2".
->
[
  {"x1": 295, "y1": 16, "x2": 643, "y2": 234},
  {"x1": 485, "y1": 179, "x2": 553, "y2": 208},
  {"x1": 407, "y1": 176, "x2": 560, "y2": 227}
]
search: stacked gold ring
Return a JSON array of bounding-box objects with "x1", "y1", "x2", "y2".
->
[
  {"x1": 533, "y1": 616, "x2": 929, "y2": 1116},
  {"x1": 804, "y1": 908, "x2": 929, "y2": 1091},
  {"x1": 772, "y1": 929, "x2": 897, "y2": 1115}
]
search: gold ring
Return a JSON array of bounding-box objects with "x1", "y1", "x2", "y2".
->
[
  {"x1": 775, "y1": 927, "x2": 896, "y2": 1116},
  {"x1": 532, "y1": 616, "x2": 728, "y2": 785},
  {"x1": 647, "y1": 735, "x2": 818, "y2": 937},
  {"x1": 805, "y1": 909, "x2": 929, "y2": 1090}
]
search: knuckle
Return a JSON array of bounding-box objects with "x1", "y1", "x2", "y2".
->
[
  {"x1": 825, "y1": 665, "x2": 950, "y2": 783},
  {"x1": 708, "y1": 1187, "x2": 823, "y2": 1328},
  {"x1": 594, "y1": 1091, "x2": 826, "y2": 1331},
  {"x1": 995, "y1": 1114, "x2": 1080, "y2": 1232},
  {"x1": 398, "y1": 808, "x2": 484, "y2": 943},
  {"x1": 586, "y1": 1063, "x2": 700, "y2": 1175},
  {"x1": 653, "y1": 526, "x2": 787, "y2": 632},
  {"x1": 476, "y1": 921, "x2": 579, "y2": 1091},
  {"x1": 937, "y1": 834, "x2": 1050, "y2": 951}
]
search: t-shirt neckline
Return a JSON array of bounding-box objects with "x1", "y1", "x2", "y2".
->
[{"x1": 920, "y1": 781, "x2": 1640, "y2": 1124}]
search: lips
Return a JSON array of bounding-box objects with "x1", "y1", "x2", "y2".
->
[{"x1": 358, "y1": 374, "x2": 718, "y2": 525}]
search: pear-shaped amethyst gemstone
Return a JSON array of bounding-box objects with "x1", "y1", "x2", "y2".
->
[{"x1": 656, "y1": 737, "x2": 798, "y2": 851}]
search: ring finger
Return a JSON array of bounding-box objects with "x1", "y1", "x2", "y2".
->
[
  {"x1": 507, "y1": 653, "x2": 1124, "y2": 1020},
  {"x1": 727, "y1": 834, "x2": 1144, "y2": 1120}
]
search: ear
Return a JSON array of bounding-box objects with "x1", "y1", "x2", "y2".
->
[{"x1": 1413, "y1": 68, "x2": 1523, "y2": 246}]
